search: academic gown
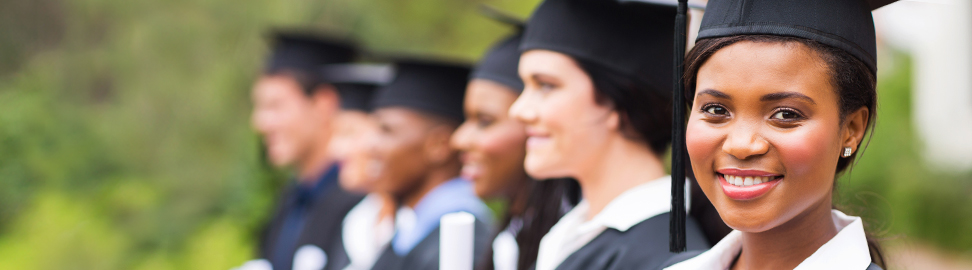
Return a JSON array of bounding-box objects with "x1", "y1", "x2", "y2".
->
[
  {"x1": 660, "y1": 251, "x2": 883, "y2": 270},
  {"x1": 662, "y1": 210, "x2": 882, "y2": 270},
  {"x1": 258, "y1": 164, "x2": 365, "y2": 270},
  {"x1": 535, "y1": 176, "x2": 710, "y2": 270},
  {"x1": 368, "y1": 178, "x2": 493, "y2": 270},
  {"x1": 552, "y1": 213, "x2": 708, "y2": 270},
  {"x1": 370, "y1": 220, "x2": 492, "y2": 270}
]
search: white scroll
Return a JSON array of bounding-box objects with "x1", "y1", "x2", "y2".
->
[{"x1": 439, "y1": 211, "x2": 476, "y2": 270}]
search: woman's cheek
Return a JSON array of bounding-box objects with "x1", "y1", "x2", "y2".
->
[
  {"x1": 767, "y1": 122, "x2": 840, "y2": 179},
  {"x1": 686, "y1": 116, "x2": 723, "y2": 171}
]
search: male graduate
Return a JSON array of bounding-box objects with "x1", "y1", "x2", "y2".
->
[
  {"x1": 366, "y1": 58, "x2": 494, "y2": 270},
  {"x1": 249, "y1": 30, "x2": 366, "y2": 270}
]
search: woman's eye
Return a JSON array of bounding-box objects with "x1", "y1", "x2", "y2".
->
[
  {"x1": 771, "y1": 110, "x2": 802, "y2": 120},
  {"x1": 476, "y1": 118, "x2": 494, "y2": 128},
  {"x1": 703, "y1": 105, "x2": 728, "y2": 115},
  {"x1": 537, "y1": 81, "x2": 555, "y2": 91}
]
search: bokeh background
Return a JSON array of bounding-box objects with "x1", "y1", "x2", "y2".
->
[{"x1": 0, "y1": 0, "x2": 970, "y2": 269}]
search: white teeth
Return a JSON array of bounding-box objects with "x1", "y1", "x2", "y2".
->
[{"x1": 725, "y1": 175, "x2": 775, "y2": 187}]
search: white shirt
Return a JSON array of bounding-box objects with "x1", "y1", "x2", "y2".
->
[
  {"x1": 492, "y1": 230, "x2": 520, "y2": 270},
  {"x1": 342, "y1": 194, "x2": 394, "y2": 270},
  {"x1": 535, "y1": 175, "x2": 684, "y2": 270},
  {"x1": 665, "y1": 210, "x2": 873, "y2": 270}
]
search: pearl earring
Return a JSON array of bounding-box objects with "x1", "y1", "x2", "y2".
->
[{"x1": 842, "y1": 147, "x2": 853, "y2": 157}]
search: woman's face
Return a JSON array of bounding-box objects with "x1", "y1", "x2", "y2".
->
[
  {"x1": 687, "y1": 41, "x2": 860, "y2": 232},
  {"x1": 451, "y1": 79, "x2": 529, "y2": 199},
  {"x1": 509, "y1": 50, "x2": 618, "y2": 179}
]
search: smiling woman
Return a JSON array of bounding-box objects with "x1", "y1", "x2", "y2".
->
[
  {"x1": 507, "y1": 0, "x2": 714, "y2": 269},
  {"x1": 664, "y1": 0, "x2": 892, "y2": 269}
]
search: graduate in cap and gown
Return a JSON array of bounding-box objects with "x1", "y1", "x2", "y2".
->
[
  {"x1": 319, "y1": 63, "x2": 397, "y2": 270},
  {"x1": 507, "y1": 0, "x2": 712, "y2": 269},
  {"x1": 663, "y1": 0, "x2": 899, "y2": 269},
  {"x1": 250, "y1": 31, "x2": 366, "y2": 270},
  {"x1": 366, "y1": 58, "x2": 494, "y2": 270},
  {"x1": 450, "y1": 14, "x2": 581, "y2": 270}
]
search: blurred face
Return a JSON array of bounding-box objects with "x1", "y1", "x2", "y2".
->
[
  {"x1": 509, "y1": 50, "x2": 618, "y2": 179},
  {"x1": 368, "y1": 108, "x2": 447, "y2": 198},
  {"x1": 686, "y1": 41, "x2": 850, "y2": 232},
  {"x1": 251, "y1": 75, "x2": 331, "y2": 168},
  {"x1": 451, "y1": 79, "x2": 529, "y2": 198},
  {"x1": 333, "y1": 111, "x2": 380, "y2": 193}
]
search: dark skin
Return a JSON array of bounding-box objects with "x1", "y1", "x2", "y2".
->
[
  {"x1": 685, "y1": 41, "x2": 869, "y2": 270},
  {"x1": 451, "y1": 79, "x2": 532, "y2": 214},
  {"x1": 368, "y1": 107, "x2": 463, "y2": 208}
]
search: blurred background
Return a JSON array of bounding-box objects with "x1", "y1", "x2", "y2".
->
[{"x1": 0, "y1": 0, "x2": 969, "y2": 269}]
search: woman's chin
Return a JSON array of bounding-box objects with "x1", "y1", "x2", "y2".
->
[{"x1": 524, "y1": 162, "x2": 568, "y2": 180}]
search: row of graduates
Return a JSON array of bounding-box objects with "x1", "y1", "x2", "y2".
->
[{"x1": 242, "y1": 0, "x2": 901, "y2": 269}]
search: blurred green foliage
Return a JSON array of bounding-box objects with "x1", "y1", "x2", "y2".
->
[
  {"x1": 836, "y1": 52, "x2": 972, "y2": 253},
  {"x1": 0, "y1": 0, "x2": 970, "y2": 269},
  {"x1": 0, "y1": 0, "x2": 539, "y2": 269}
]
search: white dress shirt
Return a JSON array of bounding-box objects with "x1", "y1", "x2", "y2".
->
[
  {"x1": 492, "y1": 229, "x2": 519, "y2": 270},
  {"x1": 665, "y1": 210, "x2": 873, "y2": 270},
  {"x1": 535, "y1": 175, "x2": 684, "y2": 270},
  {"x1": 341, "y1": 194, "x2": 394, "y2": 270}
]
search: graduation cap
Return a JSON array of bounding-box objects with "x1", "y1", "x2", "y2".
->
[
  {"x1": 521, "y1": 0, "x2": 677, "y2": 93},
  {"x1": 372, "y1": 58, "x2": 471, "y2": 123},
  {"x1": 319, "y1": 63, "x2": 395, "y2": 112},
  {"x1": 666, "y1": 0, "x2": 901, "y2": 252},
  {"x1": 264, "y1": 30, "x2": 357, "y2": 75},
  {"x1": 470, "y1": 6, "x2": 526, "y2": 93}
]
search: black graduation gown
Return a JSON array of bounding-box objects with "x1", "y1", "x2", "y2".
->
[
  {"x1": 324, "y1": 234, "x2": 352, "y2": 270},
  {"x1": 553, "y1": 213, "x2": 710, "y2": 270},
  {"x1": 258, "y1": 169, "x2": 365, "y2": 270},
  {"x1": 369, "y1": 219, "x2": 492, "y2": 270}
]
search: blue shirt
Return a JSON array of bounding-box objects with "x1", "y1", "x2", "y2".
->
[
  {"x1": 391, "y1": 178, "x2": 492, "y2": 255},
  {"x1": 272, "y1": 163, "x2": 340, "y2": 270}
]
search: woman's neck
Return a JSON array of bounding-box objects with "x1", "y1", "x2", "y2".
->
[
  {"x1": 732, "y1": 197, "x2": 837, "y2": 270},
  {"x1": 575, "y1": 137, "x2": 665, "y2": 220}
]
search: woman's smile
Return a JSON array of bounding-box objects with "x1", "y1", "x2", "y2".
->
[{"x1": 716, "y1": 168, "x2": 784, "y2": 200}]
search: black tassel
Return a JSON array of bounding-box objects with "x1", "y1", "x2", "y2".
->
[{"x1": 670, "y1": 0, "x2": 688, "y2": 253}]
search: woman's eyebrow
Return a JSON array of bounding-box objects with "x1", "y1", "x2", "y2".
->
[
  {"x1": 696, "y1": 89, "x2": 730, "y2": 99},
  {"x1": 760, "y1": 92, "x2": 816, "y2": 105}
]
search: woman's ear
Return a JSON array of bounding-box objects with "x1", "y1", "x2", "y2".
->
[
  {"x1": 606, "y1": 110, "x2": 621, "y2": 131},
  {"x1": 310, "y1": 84, "x2": 341, "y2": 117},
  {"x1": 841, "y1": 107, "x2": 870, "y2": 153}
]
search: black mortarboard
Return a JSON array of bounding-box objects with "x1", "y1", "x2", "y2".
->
[
  {"x1": 521, "y1": 0, "x2": 677, "y2": 93},
  {"x1": 372, "y1": 59, "x2": 471, "y2": 123},
  {"x1": 667, "y1": 0, "x2": 900, "y2": 252},
  {"x1": 265, "y1": 30, "x2": 357, "y2": 75},
  {"x1": 320, "y1": 64, "x2": 395, "y2": 112},
  {"x1": 696, "y1": 0, "x2": 898, "y2": 73},
  {"x1": 471, "y1": 7, "x2": 526, "y2": 93}
]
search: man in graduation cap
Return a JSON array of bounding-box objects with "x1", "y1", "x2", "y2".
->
[
  {"x1": 365, "y1": 58, "x2": 494, "y2": 270},
  {"x1": 249, "y1": 30, "x2": 374, "y2": 270}
]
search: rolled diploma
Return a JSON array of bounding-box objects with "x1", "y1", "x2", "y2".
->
[{"x1": 440, "y1": 211, "x2": 475, "y2": 270}]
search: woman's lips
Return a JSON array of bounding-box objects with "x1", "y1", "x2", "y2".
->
[
  {"x1": 460, "y1": 164, "x2": 481, "y2": 180},
  {"x1": 716, "y1": 169, "x2": 783, "y2": 200},
  {"x1": 525, "y1": 136, "x2": 550, "y2": 149}
]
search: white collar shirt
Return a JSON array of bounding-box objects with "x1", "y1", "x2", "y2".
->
[
  {"x1": 535, "y1": 175, "x2": 682, "y2": 270},
  {"x1": 665, "y1": 209, "x2": 873, "y2": 270},
  {"x1": 341, "y1": 194, "x2": 394, "y2": 270}
]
